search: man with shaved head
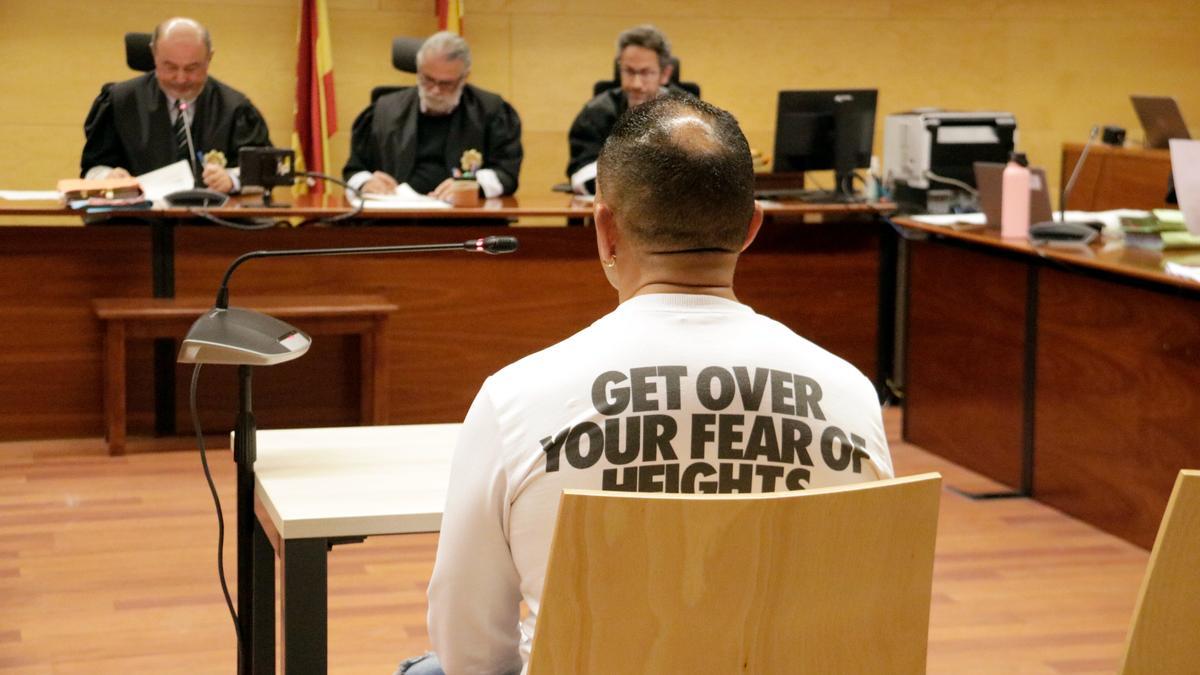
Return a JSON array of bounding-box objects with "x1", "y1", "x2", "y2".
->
[
  {"x1": 400, "y1": 95, "x2": 893, "y2": 675},
  {"x1": 81, "y1": 17, "x2": 271, "y2": 192}
]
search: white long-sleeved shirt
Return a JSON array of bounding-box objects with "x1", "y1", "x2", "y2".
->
[{"x1": 427, "y1": 293, "x2": 893, "y2": 674}]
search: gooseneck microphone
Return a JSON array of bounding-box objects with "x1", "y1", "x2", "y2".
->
[
  {"x1": 1059, "y1": 125, "x2": 1101, "y2": 222},
  {"x1": 212, "y1": 235, "x2": 519, "y2": 310},
  {"x1": 176, "y1": 233, "x2": 518, "y2": 675},
  {"x1": 1030, "y1": 126, "x2": 1103, "y2": 242},
  {"x1": 177, "y1": 235, "x2": 519, "y2": 366}
]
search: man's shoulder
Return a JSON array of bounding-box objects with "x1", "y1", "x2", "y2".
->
[
  {"x1": 105, "y1": 72, "x2": 157, "y2": 99},
  {"x1": 203, "y1": 76, "x2": 256, "y2": 107},
  {"x1": 580, "y1": 88, "x2": 624, "y2": 116},
  {"x1": 462, "y1": 83, "x2": 514, "y2": 113},
  {"x1": 374, "y1": 86, "x2": 418, "y2": 108}
]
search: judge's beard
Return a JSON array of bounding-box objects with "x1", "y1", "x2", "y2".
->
[{"x1": 419, "y1": 86, "x2": 464, "y2": 116}]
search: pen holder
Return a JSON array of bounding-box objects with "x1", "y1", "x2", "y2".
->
[{"x1": 448, "y1": 179, "x2": 481, "y2": 207}]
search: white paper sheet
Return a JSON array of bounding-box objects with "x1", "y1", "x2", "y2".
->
[
  {"x1": 1164, "y1": 261, "x2": 1200, "y2": 283},
  {"x1": 1168, "y1": 139, "x2": 1200, "y2": 235},
  {"x1": 0, "y1": 190, "x2": 61, "y2": 201},
  {"x1": 354, "y1": 183, "x2": 451, "y2": 210},
  {"x1": 137, "y1": 160, "x2": 197, "y2": 205}
]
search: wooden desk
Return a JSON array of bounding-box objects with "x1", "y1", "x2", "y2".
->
[
  {"x1": 1062, "y1": 143, "x2": 1173, "y2": 211},
  {"x1": 250, "y1": 423, "x2": 458, "y2": 674},
  {"x1": 0, "y1": 197, "x2": 892, "y2": 443},
  {"x1": 897, "y1": 217, "x2": 1200, "y2": 548}
]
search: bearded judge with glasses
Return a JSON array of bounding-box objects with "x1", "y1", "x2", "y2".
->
[
  {"x1": 566, "y1": 25, "x2": 692, "y2": 195},
  {"x1": 344, "y1": 31, "x2": 523, "y2": 200}
]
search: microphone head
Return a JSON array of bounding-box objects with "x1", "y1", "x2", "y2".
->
[{"x1": 466, "y1": 236, "x2": 519, "y2": 254}]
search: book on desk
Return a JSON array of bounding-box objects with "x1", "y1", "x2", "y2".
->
[{"x1": 1121, "y1": 209, "x2": 1200, "y2": 250}]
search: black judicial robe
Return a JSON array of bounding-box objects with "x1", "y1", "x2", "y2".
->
[
  {"x1": 80, "y1": 72, "x2": 271, "y2": 177},
  {"x1": 343, "y1": 84, "x2": 523, "y2": 195},
  {"x1": 566, "y1": 84, "x2": 690, "y2": 190}
]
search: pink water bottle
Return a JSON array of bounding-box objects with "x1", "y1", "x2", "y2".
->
[{"x1": 1001, "y1": 152, "x2": 1031, "y2": 239}]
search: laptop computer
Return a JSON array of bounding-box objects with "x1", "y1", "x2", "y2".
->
[
  {"x1": 1131, "y1": 95, "x2": 1191, "y2": 149},
  {"x1": 973, "y1": 162, "x2": 1054, "y2": 227}
]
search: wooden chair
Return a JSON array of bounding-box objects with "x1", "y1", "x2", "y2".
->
[
  {"x1": 528, "y1": 473, "x2": 943, "y2": 674},
  {"x1": 1119, "y1": 469, "x2": 1200, "y2": 675}
]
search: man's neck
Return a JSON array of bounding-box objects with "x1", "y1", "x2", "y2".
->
[{"x1": 618, "y1": 251, "x2": 740, "y2": 303}]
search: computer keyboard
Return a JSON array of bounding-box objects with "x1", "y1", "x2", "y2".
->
[{"x1": 753, "y1": 188, "x2": 863, "y2": 204}]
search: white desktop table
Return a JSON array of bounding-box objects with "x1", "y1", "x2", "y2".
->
[{"x1": 247, "y1": 423, "x2": 459, "y2": 674}]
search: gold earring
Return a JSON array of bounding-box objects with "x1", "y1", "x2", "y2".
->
[{"x1": 603, "y1": 255, "x2": 616, "y2": 269}]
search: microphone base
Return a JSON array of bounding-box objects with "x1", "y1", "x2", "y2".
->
[{"x1": 1029, "y1": 219, "x2": 1101, "y2": 244}]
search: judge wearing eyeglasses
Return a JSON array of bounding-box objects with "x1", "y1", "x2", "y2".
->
[
  {"x1": 566, "y1": 25, "x2": 692, "y2": 195},
  {"x1": 344, "y1": 31, "x2": 523, "y2": 200}
]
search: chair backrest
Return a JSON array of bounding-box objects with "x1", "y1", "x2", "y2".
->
[
  {"x1": 125, "y1": 32, "x2": 154, "y2": 72},
  {"x1": 528, "y1": 472, "x2": 943, "y2": 675},
  {"x1": 391, "y1": 36, "x2": 422, "y2": 74},
  {"x1": 366, "y1": 37, "x2": 422, "y2": 103},
  {"x1": 1119, "y1": 469, "x2": 1200, "y2": 675},
  {"x1": 592, "y1": 57, "x2": 701, "y2": 99}
]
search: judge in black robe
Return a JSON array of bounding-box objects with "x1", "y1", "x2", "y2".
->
[
  {"x1": 81, "y1": 71, "x2": 270, "y2": 187},
  {"x1": 566, "y1": 84, "x2": 689, "y2": 195},
  {"x1": 343, "y1": 83, "x2": 523, "y2": 197},
  {"x1": 566, "y1": 26, "x2": 688, "y2": 195}
]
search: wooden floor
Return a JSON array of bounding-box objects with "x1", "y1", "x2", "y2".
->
[{"x1": 0, "y1": 407, "x2": 1150, "y2": 674}]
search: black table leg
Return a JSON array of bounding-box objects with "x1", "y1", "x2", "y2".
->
[
  {"x1": 875, "y1": 218, "x2": 899, "y2": 403},
  {"x1": 280, "y1": 537, "x2": 328, "y2": 674},
  {"x1": 152, "y1": 220, "x2": 176, "y2": 435},
  {"x1": 251, "y1": 518, "x2": 276, "y2": 675}
]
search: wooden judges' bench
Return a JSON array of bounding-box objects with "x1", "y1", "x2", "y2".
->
[
  {"x1": 1062, "y1": 142, "x2": 1173, "y2": 211},
  {"x1": 94, "y1": 295, "x2": 397, "y2": 454},
  {"x1": 0, "y1": 193, "x2": 891, "y2": 446}
]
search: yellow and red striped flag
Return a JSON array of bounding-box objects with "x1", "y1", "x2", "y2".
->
[
  {"x1": 292, "y1": 0, "x2": 338, "y2": 195},
  {"x1": 436, "y1": 0, "x2": 464, "y2": 35}
]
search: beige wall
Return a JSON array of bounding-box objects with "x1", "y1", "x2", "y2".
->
[{"x1": 1, "y1": 0, "x2": 1198, "y2": 195}]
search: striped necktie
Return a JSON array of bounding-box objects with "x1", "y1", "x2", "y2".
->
[{"x1": 173, "y1": 100, "x2": 189, "y2": 162}]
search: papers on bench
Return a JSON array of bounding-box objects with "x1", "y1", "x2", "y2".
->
[
  {"x1": 138, "y1": 160, "x2": 197, "y2": 205},
  {"x1": 353, "y1": 183, "x2": 451, "y2": 209},
  {"x1": 912, "y1": 209, "x2": 1147, "y2": 232},
  {"x1": 1164, "y1": 258, "x2": 1200, "y2": 283},
  {"x1": 0, "y1": 190, "x2": 62, "y2": 201}
]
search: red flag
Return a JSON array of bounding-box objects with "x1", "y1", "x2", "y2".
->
[
  {"x1": 436, "y1": 0, "x2": 464, "y2": 35},
  {"x1": 293, "y1": 0, "x2": 338, "y2": 195}
]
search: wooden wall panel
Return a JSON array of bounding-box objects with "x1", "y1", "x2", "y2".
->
[
  {"x1": 1061, "y1": 144, "x2": 1173, "y2": 211},
  {"x1": 2, "y1": 1, "x2": 1199, "y2": 195},
  {"x1": 904, "y1": 240, "x2": 1028, "y2": 490},
  {"x1": 1034, "y1": 268, "x2": 1200, "y2": 549}
]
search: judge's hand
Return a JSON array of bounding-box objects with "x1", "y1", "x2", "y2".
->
[
  {"x1": 361, "y1": 171, "x2": 399, "y2": 194},
  {"x1": 202, "y1": 164, "x2": 235, "y2": 194},
  {"x1": 107, "y1": 168, "x2": 131, "y2": 179},
  {"x1": 430, "y1": 177, "x2": 457, "y2": 202}
]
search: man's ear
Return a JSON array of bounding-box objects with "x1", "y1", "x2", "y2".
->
[
  {"x1": 594, "y1": 201, "x2": 620, "y2": 260},
  {"x1": 659, "y1": 62, "x2": 674, "y2": 86},
  {"x1": 740, "y1": 201, "x2": 764, "y2": 252}
]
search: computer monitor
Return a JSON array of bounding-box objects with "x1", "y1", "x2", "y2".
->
[{"x1": 772, "y1": 89, "x2": 878, "y2": 198}]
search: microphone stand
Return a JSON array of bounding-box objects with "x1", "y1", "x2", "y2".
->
[
  {"x1": 177, "y1": 236, "x2": 518, "y2": 675},
  {"x1": 178, "y1": 101, "x2": 202, "y2": 187},
  {"x1": 1035, "y1": 126, "x2": 1102, "y2": 231}
]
